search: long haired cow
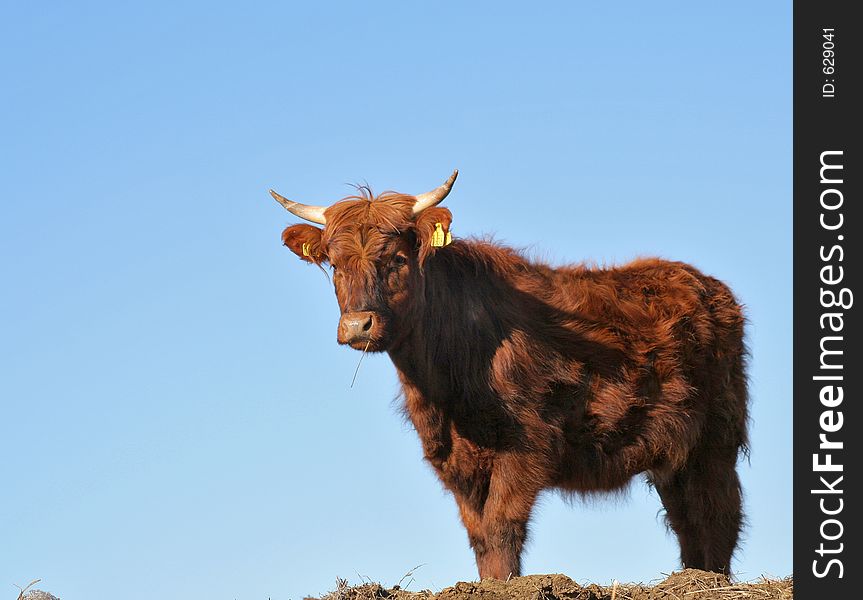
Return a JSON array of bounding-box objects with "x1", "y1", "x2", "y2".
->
[{"x1": 271, "y1": 171, "x2": 749, "y2": 579}]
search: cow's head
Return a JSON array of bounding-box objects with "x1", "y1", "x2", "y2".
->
[{"x1": 272, "y1": 171, "x2": 457, "y2": 352}]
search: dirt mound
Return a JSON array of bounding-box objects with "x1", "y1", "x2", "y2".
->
[{"x1": 311, "y1": 569, "x2": 792, "y2": 600}]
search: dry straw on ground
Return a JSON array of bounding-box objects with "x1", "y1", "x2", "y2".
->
[
  {"x1": 310, "y1": 569, "x2": 792, "y2": 600},
  {"x1": 14, "y1": 579, "x2": 60, "y2": 600}
]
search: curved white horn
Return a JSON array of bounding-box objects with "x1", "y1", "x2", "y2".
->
[
  {"x1": 412, "y1": 170, "x2": 459, "y2": 215},
  {"x1": 269, "y1": 189, "x2": 327, "y2": 225}
]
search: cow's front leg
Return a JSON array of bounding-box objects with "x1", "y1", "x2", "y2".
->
[
  {"x1": 443, "y1": 461, "x2": 493, "y2": 575},
  {"x1": 474, "y1": 463, "x2": 540, "y2": 580},
  {"x1": 452, "y1": 487, "x2": 488, "y2": 572}
]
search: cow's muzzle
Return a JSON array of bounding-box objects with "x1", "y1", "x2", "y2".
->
[{"x1": 338, "y1": 311, "x2": 377, "y2": 346}]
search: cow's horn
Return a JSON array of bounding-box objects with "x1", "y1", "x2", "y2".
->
[
  {"x1": 269, "y1": 190, "x2": 327, "y2": 225},
  {"x1": 412, "y1": 170, "x2": 459, "y2": 215}
]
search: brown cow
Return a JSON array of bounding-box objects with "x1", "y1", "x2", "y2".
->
[{"x1": 271, "y1": 171, "x2": 749, "y2": 579}]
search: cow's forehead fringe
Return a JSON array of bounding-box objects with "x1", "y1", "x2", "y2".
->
[
  {"x1": 321, "y1": 192, "x2": 416, "y2": 262},
  {"x1": 323, "y1": 192, "x2": 416, "y2": 238}
]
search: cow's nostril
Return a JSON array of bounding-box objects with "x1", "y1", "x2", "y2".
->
[{"x1": 339, "y1": 311, "x2": 378, "y2": 345}]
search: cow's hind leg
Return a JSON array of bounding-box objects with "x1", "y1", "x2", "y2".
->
[
  {"x1": 655, "y1": 320, "x2": 748, "y2": 575},
  {"x1": 653, "y1": 440, "x2": 743, "y2": 575}
]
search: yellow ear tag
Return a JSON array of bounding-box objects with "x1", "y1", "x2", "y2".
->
[
  {"x1": 445, "y1": 231, "x2": 452, "y2": 246},
  {"x1": 302, "y1": 242, "x2": 312, "y2": 257},
  {"x1": 431, "y1": 222, "x2": 446, "y2": 247}
]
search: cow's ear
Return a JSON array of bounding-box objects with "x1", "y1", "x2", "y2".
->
[
  {"x1": 414, "y1": 207, "x2": 453, "y2": 264},
  {"x1": 282, "y1": 224, "x2": 326, "y2": 264}
]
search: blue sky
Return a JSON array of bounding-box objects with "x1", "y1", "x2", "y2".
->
[{"x1": 1, "y1": 2, "x2": 790, "y2": 599}]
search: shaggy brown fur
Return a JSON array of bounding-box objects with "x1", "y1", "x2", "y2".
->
[{"x1": 280, "y1": 188, "x2": 749, "y2": 580}]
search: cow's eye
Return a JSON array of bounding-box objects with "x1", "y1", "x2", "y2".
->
[{"x1": 392, "y1": 254, "x2": 408, "y2": 267}]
